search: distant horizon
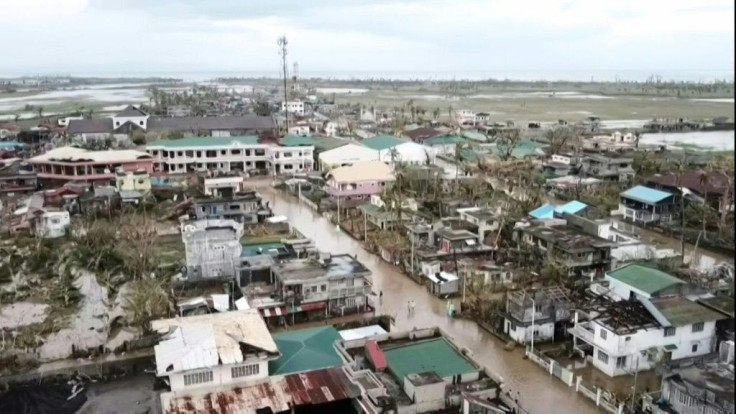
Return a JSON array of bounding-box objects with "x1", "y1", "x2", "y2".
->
[{"x1": 1, "y1": 69, "x2": 734, "y2": 84}]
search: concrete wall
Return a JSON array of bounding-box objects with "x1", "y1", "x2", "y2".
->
[
  {"x1": 505, "y1": 319, "x2": 555, "y2": 344},
  {"x1": 168, "y1": 360, "x2": 268, "y2": 392}
]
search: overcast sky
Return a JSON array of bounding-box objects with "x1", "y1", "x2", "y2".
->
[{"x1": 2, "y1": 0, "x2": 734, "y2": 79}]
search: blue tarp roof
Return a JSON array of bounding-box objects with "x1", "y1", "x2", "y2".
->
[
  {"x1": 621, "y1": 185, "x2": 673, "y2": 204},
  {"x1": 529, "y1": 200, "x2": 587, "y2": 219},
  {"x1": 529, "y1": 203, "x2": 556, "y2": 219},
  {"x1": 556, "y1": 200, "x2": 588, "y2": 215}
]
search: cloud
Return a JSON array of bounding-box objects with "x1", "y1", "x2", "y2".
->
[{"x1": 0, "y1": 0, "x2": 732, "y2": 78}]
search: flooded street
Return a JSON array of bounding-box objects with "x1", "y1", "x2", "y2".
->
[{"x1": 259, "y1": 186, "x2": 598, "y2": 414}]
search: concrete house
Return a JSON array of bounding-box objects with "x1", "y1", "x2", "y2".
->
[
  {"x1": 571, "y1": 296, "x2": 724, "y2": 377},
  {"x1": 182, "y1": 219, "x2": 244, "y2": 282},
  {"x1": 325, "y1": 161, "x2": 394, "y2": 203},
  {"x1": 152, "y1": 310, "x2": 280, "y2": 393},
  {"x1": 193, "y1": 190, "x2": 270, "y2": 224},
  {"x1": 115, "y1": 169, "x2": 151, "y2": 193},
  {"x1": 582, "y1": 152, "x2": 635, "y2": 183},
  {"x1": 503, "y1": 287, "x2": 571, "y2": 345},
  {"x1": 34, "y1": 209, "x2": 70, "y2": 239}
]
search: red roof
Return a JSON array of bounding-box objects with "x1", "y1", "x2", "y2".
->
[
  {"x1": 365, "y1": 339, "x2": 388, "y2": 372},
  {"x1": 647, "y1": 171, "x2": 731, "y2": 196}
]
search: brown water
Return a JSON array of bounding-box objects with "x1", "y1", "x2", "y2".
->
[{"x1": 259, "y1": 186, "x2": 598, "y2": 414}]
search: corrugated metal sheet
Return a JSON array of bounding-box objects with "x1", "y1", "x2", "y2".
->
[{"x1": 165, "y1": 367, "x2": 361, "y2": 413}]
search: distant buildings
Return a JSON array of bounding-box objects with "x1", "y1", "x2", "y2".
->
[{"x1": 67, "y1": 105, "x2": 276, "y2": 140}]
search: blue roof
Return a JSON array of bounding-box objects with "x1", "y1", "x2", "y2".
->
[
  {"x1": 529, "y1": 203, "x2": 556, "y2": 219},
  {"x1": 621, "y1": 185, "x2": 673, "y2": 204},
  {"x1": 529, "y1": 200, "x2": 587, "y2": 219},
  {"x1": 0, "y1": 141, "x2": 26, "y2": 149},
  {"x1": 555, "y1": 200, "x2": 588, "y2": 215}
]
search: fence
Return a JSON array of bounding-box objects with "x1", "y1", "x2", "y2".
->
[
  {"x1": 298, "y1": 192, "x2": 320, "y2": 211},
  {"x1": 526, "y1": 348, "x2": 626, "y2": 413}
]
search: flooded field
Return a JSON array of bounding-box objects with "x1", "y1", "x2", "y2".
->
[
  {"x1": 639, "y1": 130, "x2": 735, "y2": 151},
  {"x1": 258, "y1": 185, "x2": 598, "y2": 414}
]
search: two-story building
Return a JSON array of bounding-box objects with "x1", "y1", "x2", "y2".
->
[
  {"x1": 325, "y1": 160, "x2": 394, "y2": 203},
  {"x1": 281, "y1": 101, "x2": 305, "y2": 116},
  {"x1": 318, "y1": 143, "x2": 380, "y2": 171},
  {"x1": 261, "y1": 253, "x2": 373, "y2": 324},
  {"x1": 456, "y1": 207, "x2": 502, "y2": 245},
  {"x1": 114, "y1": 168, "x2": 151, "y2": 193},
  {"x1": 193, "y1": 191, "x2": 270, "y2": 224},
  {"x1": 152, "y1": 310, "x2": 280, "y2": 394},
  {"x1": 582, "y1": 152, "x2": 635, "y2": 182},
  {"x1": 146, "y1": 136, "x2": 313, "y2": 176},
  {"x1": 571, "y1": 296, "x2": 724, "y2": 377},
  {"x1": 542, "y1": 153, "x2": 581, "y2": 178},
  {"x1": 182, "y1": 219, "x2": 244, "y2": 282},
  {"x1": 503, "y1": 286, "x2": 571, "y2": 345},
  {"x1": 584, "y1": 131, "x2": 637, "y2": 152},
  {"x1": 0, "y1": 162, "x2": 37, "y2": 197},
  {"x1": 618, "y1": 185, "x2": 677, "y2": 224},
  {"x1": 29, "y1": 146, "x2": 154, "y2": 186}
]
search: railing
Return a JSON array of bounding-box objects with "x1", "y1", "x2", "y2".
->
[{"x1": 570, "y1": 325, "x2": 595, "y2": 344}]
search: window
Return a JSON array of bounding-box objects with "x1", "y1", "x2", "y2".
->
[
  {"x1": 599, "y1": 329, "x2": 608, "y2": 340},
  {"x1": 692, "y1": 322, "x2": 704, "y2": 333},
  {"x1": 139, "y1": 121, "x2": 144, "y2": 126},
  {"x1": 183, "y1": 370, "x2": 213, "y2": 386},
  {"x1": 321, "y1": 285, "x2": 327, "y2": 292},
  {"x1": 692, "y1": 344, "x2": 698, "y2": 353},
  {"x1": 597, "y1": 350, "x2": 609, "y2": 364},
  {"x1": 231, "y1": 364, "x2": 259, "y2": 378},
  {"x1": 664, "y1": 327, "x2": 676, "y2": 337},
  {"x1": 616, "y1": 356, "x2": 626, "y2": 369}
]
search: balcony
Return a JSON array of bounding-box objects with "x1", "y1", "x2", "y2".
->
[
  {"x1": 571, "y1": 324, "x2": 595, "y2": 344},
  {"x1": 329, "y1": 285, "x2": 372, "y2": 299}
]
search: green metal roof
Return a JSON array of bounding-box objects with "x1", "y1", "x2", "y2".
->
[
  {"x1": 607, "y1": 264, "x2": 685, "y2": 294},
  {"x1": 358, "y1": 204, "x2": 399, "y2": 221},
  {"x1": 361, "y1": 135, "x2": 407, "y2": 151},
  {"x1": 269, "y1": 326, "x2": 343, "y2": 376},
  {"x1": 424, "y1": 134, "x2": 466, "y2": 146},
  {"x1": 652, "y1": 297, "x2": 725, "y2": 326},
  {"x1": 491, "y1": 139, "x2": 546, "y2": 159},
  {"x1": 148, "y1": 135, "x2": 260, "y2": 148},
  {"x1": 461, "y1": 131, "x2": 488, "y2": 142},
  {"x1": 281, "y1": 135, "x2": 318, "y2": 147},
  {"x1": 384, "y1": 338, "x2": 477, "y2": 381},
  {"x1": 281, "y1": 135, "x2": 349, "y2": 151},
  {"x1": 241, "y1": 242, "x2": 286, "y2": 257}
]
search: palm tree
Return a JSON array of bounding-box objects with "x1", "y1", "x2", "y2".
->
[
  {"x1": 433, "y1": 107, "x2": 440, "y2": 120},
  {"x1": 36, "y1": 106, "x2": 44, "y2": 119},
  {"x1": 699, "y1": 169, "x2": 711, "y2": 238}
]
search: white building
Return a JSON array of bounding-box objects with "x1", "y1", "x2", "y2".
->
[
  {"x1": 115, "y1": 169, "x2": 151, "y2": 193},
  {"x1": 58, "y1": 116, "x2": 84, "y2": 127},
  {"x1": 287, "y1": 125, "x2": 310, "y2": 136},
  {"x1": 112, "y1": 105, "x2": 149, "y2": 130},
  {"x1": 361, "y1": 135, "x2": 433, "y2": 167},
  {"x1": 182, "y1": 219, "x2": 244, "y2": 281},
  {"x1": 318, "y1": 143, "x2": 380, "y2": 171},
  {"x1": 146, "y1": 136, "x2": 313, "y2": 176},
  {"x1": 454, "y1": 109, "x2": 476, "y2": 125},
  {"x1": 281, "y1": 101, "x2": 305, "y2": 116},
  {"x1": 35, "y1": 210, "x2": 70, "y2": 239},
  {"x1": 572, "y1": 266, "x2": 724, "y2": 377},
  {"x1": 203, "y1": 176, "x2": 243, "y2": 197},
  {"x1": 152, "y1": 310, "x2": 280, "y2": 393}
]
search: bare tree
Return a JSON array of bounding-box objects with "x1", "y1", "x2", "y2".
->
[
  {"x1": 544, "y1": 126, "x2": 575, "y2": 155},
  {"x1": 494, "y1": 129, "x2": 521, "y2": 161}
]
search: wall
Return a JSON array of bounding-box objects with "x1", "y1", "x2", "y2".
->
[
  {"x1": 168, "y1": 360, "x2": 268, "y2": 392},
  {"x1": 505, "y1": 319, "x2": 555, "y2": 344}
]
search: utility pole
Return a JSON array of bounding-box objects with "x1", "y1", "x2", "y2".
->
[
  {"x1": 629, "y1": 355, "x2": 640, "y2": 413},
  {"x1": 530, "y1": 295, "x2": 536, "y2": 354},
  {"x1": 277, "y1": 36, "x2": 289, "y2": 132}
]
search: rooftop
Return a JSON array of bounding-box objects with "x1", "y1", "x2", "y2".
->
[
  {"x1": 240, "y1": 242, "x2": 288, "y2": 258},
  {"x1": 383, "y1": 337, "x2": 477, "y2": 381},
  {"x1": 529, "y1": 200, "x2": 588, "y2": 219},
  {"x1": 326, "y1": 160, "x2": 394, "y2": 183},
  {"x1": 115, "y1": 105, "x2": 148, "y2": 118},
  {"x1": 606, "y1": 264, "x2": 685, "y2": 295},
  {"x1": 698, "y1": 296, "x2": 736, "y2": 318},
  {"x1": 272, "y1": 254, "x2": 370, "y2": 282},
  {"x1": 588, "y1": 299, "x2": 660, "y2": 335},
  {"x1": 151, "y1": 309, "x2": 279, "y2": 376},
  {"x1": 361, "y1": 135, "x2": 407, "y2": 150},
  {"x1": 647, "y1": 171, "x2": 732, "y2": 196},
  {"x1": 269, "y1": 326, "x2": 343, "y2": 375},
  {"x1": 650, "y1": 297, "x2": 725, "y2": 327},
  {"x1": 524, "y1": 223, "x2": 614, "y2": 251},
  {"x1": 29, "y1": 146, "x2": 152, "y2": 163},
  {"x1": 162, "y1": 366, "x2": 360, "y2": 414},
  {"x1": 147, "y1": 135, "x2": 260, "y2": 148},
  {"x1": 668, "y1": 360, "x2": 734, "y2": 406},
  {"x1": 620, "y1": 185, "x2": 674, "y2": 204},
  {"x1": 423, "y1": 134, "x2": 464, "y2": 146}
]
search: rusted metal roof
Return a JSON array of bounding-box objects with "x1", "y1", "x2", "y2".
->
[{"x1": 164, "y1": 367, "x2": 361, "y2": 413}]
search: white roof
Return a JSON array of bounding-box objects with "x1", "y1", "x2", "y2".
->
[
  {"x1": 327, "y1": 160, "x2": 394, "y2": 183},
  {"x1": 152, "y1": 309, "x2": 278, "y2": 375},
  {"x1": 338, "y1": 325, "x2": 388, "y2": 341},
  {"x1": 426, "y1": 271, "x2": 459, "y2": 284},
  {"x1": 319, "y1": 143, "x2": 379, "y2": 166},
  {"x1": 29, "y1": 146, "x2": 152, "y2": 163}
]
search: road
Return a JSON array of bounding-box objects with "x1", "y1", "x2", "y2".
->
[{"x1": 258, "y1": 185, "x2": 598, "y2": 414}]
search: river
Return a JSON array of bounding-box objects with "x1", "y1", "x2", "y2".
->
[{"x1": 258, "y1": 185, "x2": 598, "y2": 414}]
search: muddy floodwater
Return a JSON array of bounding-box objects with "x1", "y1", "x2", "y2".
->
[{"x1": 258, "y1": 185, "x2": 598, "y2": 414}]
